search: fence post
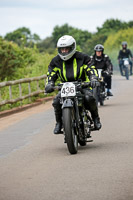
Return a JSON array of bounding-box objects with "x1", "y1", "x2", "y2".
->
[
  {"x1": 37, "y1": 80, "x2": 40, "y2": 90},
  {"x1": 19, "y1": 83, "x2": 22, "y2": 106},
  {"x1": 0, "y1": 90, "x2": 1, "y2": 101},
  {"x1": 9, "y1": 85, "x2": 12, "y2": 100},
  {"x1": 28, "y1": 82, "x2": 31, "y2": 102}
]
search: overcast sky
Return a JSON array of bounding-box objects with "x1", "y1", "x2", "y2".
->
[{"x1": 0, "y1": 0, "x2": 133, "y2": 39}]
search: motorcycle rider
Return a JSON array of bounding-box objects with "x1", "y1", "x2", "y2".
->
[
  {"x1": 89, "y1": 44, "x2": 113, "y2": 96},
  {"x1": 45, "y1": 35, "x2": 102, "y2": 134},
  {"x1": 118, "y1": 41, "x2": 133, "y2": 76}
]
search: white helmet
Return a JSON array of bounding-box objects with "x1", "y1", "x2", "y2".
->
[{"x1": 57, "y1": 35, "x2": 76, "y2": 61}]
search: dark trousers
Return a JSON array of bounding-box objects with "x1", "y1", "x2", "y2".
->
[
  {"x1": 103, "y1": 75, "x2": 112, "y2": 89},
  {"x1": 52, "y1": 89, "x2": 99, "y2": 123}
]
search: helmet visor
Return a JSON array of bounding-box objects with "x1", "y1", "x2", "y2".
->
[{"x1": 58, "y1": 43, "x2": 75, "y2": 57}]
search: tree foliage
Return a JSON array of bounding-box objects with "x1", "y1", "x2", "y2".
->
[
  {"x1": 82, "y1": 34, "x2": 107, "y2": 55},
  {"x1": 97, "y1": 19, "x2": 128, "y2": 35},
  {"x1": 0, "y1": 38, "x2": 35, "y2": 81},
  {"x1": 104, "y1": 27, "x2": 133, "y2": 49},
  {"x1": 37, "y1": 37, "x2": 56, "y2": 53},
  {"x1": 52, "y1": 23, "x2": 92, "y2": 48},
  {"x1": 4, "y1": 27, "x2": 41, "y2": 47}
]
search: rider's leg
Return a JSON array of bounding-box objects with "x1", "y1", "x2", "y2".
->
[
  {"x1": 119, "y1": 60, "x2": 124, "y2": 76},
  {"x1": 83, "y1": 89, "x2": 102, "y2": 130},
  {"x1": 104, "y1": 76, "x2": 113, "y2": 96},
  {"x1": 52, "y1": 92, "x2": 62, "y2": 134},
  {"x1": 129, "y1": 60, "x2": 132, "y2": 75}
]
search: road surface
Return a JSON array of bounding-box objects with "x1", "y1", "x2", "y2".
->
[{"x1": 0, "y1": 75, "x2": 133, "y2": 200}]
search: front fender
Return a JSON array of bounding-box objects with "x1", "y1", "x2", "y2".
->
[{"x1": 62, "y1": 99, "x2": 74, "y2": 109}]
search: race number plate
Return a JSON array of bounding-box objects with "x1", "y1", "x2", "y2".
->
[{"x1": 61, "y1": 82, "x2": 76, "y2": 97}]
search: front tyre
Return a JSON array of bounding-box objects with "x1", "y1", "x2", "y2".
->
[
  {"x1": 92, "y1": 87, "x2": 98, "y2": 106},
  {"x1": 125, "y1": 67, "x2": 129, "y2": 80},
  {"x1": 63, "y1": 107, "x2": 78, "y2": 154}
]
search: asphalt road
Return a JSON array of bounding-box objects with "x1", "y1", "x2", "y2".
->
[{"x1": 0, "y1": 75, "x2": 133, "y2": 200}]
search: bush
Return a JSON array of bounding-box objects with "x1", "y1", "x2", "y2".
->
[
  {"x1": 0, "y1": 38, "x2": 35, "y2": 81},
  {"x1": 104, "y1": 28, "x2": 133, "y2": 70}
]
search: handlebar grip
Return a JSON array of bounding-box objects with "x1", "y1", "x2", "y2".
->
[
  {"x1": 53, "y1": 86, "x2": 61, "y2": 91},
  {"x1": 81, "y1": 82, "x2": 90, "y2": 87}
]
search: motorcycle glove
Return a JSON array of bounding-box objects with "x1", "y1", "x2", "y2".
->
[
  {"x1": 45, "y1": 82, "x2": 54, "y2": 93},
  {"x1": 90, "y1": 79, "x2": 98, "y2": 88}
]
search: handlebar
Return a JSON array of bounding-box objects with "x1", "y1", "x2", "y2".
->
[{"x1": 53, "y1": 82, "x2": 91, "y2": 91}]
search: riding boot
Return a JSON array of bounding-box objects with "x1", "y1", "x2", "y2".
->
[
  {"x1": 83, "y1": 89, "x2": 102, "y2": 131},
  {"x1": 54, "y1": 108, "x2": 62, "y2": 134},
  {"x1": 93, "y1": 116, "x2": 102, "y2": 130},
  {"x1": 107, "y1": 89, "x2": 113, "y2": 96},
  {"x1": 91, "y1": 108, "x2": 102, "y2": 130}
]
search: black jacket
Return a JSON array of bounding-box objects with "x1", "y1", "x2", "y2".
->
[
  {"x1": 89, "y1": 54, "x2": 113, "y2": 72},
  {"x1": 118, "y1": 49, "x2": 133, "y2": 59},
  {"x1": 46, "y1": 51, "x2": 98, "y2": 85}
]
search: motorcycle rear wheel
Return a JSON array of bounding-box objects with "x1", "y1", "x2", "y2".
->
[{"x1": 63, "y1": 107, "x2": 78, "y2": 154}]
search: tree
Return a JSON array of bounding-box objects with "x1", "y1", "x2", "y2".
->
[
  {"x1": 82, "y1": 34, "x2": 107, "y2": 55},
  {"x1": 52, "y1": 23, "x2": 92, "y2": 49},
  {"x1": 97, "y1": 19, "x2": 128, "y2": 35},
  {"x1": 128, "y1": 21, "x2": 133, "y2": 28},
  {"x1": 4, "y1": 27, "x2": 41, "y2": 47},
  {"x1": 37, "y1": 37, "x2": 56, "y2": 53},
  {"x1": 0, "y1": 38, "x2": 35, "y2": 81}
]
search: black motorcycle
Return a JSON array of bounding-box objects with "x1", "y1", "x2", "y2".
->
[
  {"x1": 54, "y1": 81, "x2": 94, "y2": 154},
  {"x1": 92, "y1": 69, "x2": 107, "y2": 106}
]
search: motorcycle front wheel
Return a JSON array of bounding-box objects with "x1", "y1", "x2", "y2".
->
[
  {"x1": 125, "y1": 67, "x2": 129, "y2": 80},
  {"x1": 63, "y1": 107, "x2": 78, "y2": 154},
  {"x1": 92, "y1": 87, "x2": 98, "y2": 106}
]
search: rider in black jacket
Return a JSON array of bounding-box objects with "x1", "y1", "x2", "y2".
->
[
  {"x1": 89, "y1": 44, "x2": 113, "y2": 96},
  {"x1": 45, "y1": 35, "x2": 102, "y2": 134},
  {"x1": 118, "y1": 41, "x2": 133, "y2": 76}
]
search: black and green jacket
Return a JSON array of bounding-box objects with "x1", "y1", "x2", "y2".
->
[{"x1": 46, "y1": 51, "x2": 98, "y2": 85}]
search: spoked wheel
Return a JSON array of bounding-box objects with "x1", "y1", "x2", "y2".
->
[{"x1": 63, "y1": 107, "x2": 78, "y2": 154}]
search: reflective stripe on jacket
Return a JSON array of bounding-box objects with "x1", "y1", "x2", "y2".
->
[{"x1": 46, "y1": 51, "x2": 98, "y2": 85}]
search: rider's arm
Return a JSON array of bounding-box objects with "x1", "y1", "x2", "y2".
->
[
  {"x1": 129, "y1": 49, "x2": 133, "y2": 58},
  {"x1": 118, "y1": 50, "x2": 122, "y2": 64},
  {"x1": 85, "y1": 64, "x2": 98, "y2": 81},
  {"x1": 46, "y1": 59, "x2": 59, "y2": 86},
  {"x1": 105, "y1": 56, "x2": 113, "y2": 74}
]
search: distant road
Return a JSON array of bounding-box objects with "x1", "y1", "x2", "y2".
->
[{"x1": 0, "y1": 75, "x2": 133, "y2": 200}]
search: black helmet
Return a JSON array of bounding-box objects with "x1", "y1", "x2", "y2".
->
[
  {"x1": 94, "y1": 44, "x2": 104, "y2": 52},
  {"x1": 122, "y1": 41, "x2": 127, "y2": 50}
]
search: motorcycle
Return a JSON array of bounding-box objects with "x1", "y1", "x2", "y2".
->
[
  {"x1": 54, "y1": 81, "x2": 94, "y2": 155},
  {"x1": 92, "y1": 69, "x2": 107, "y2": 106},
  {"x1": 122, "y1": 58, "x2": 130, "y2": 80}
]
